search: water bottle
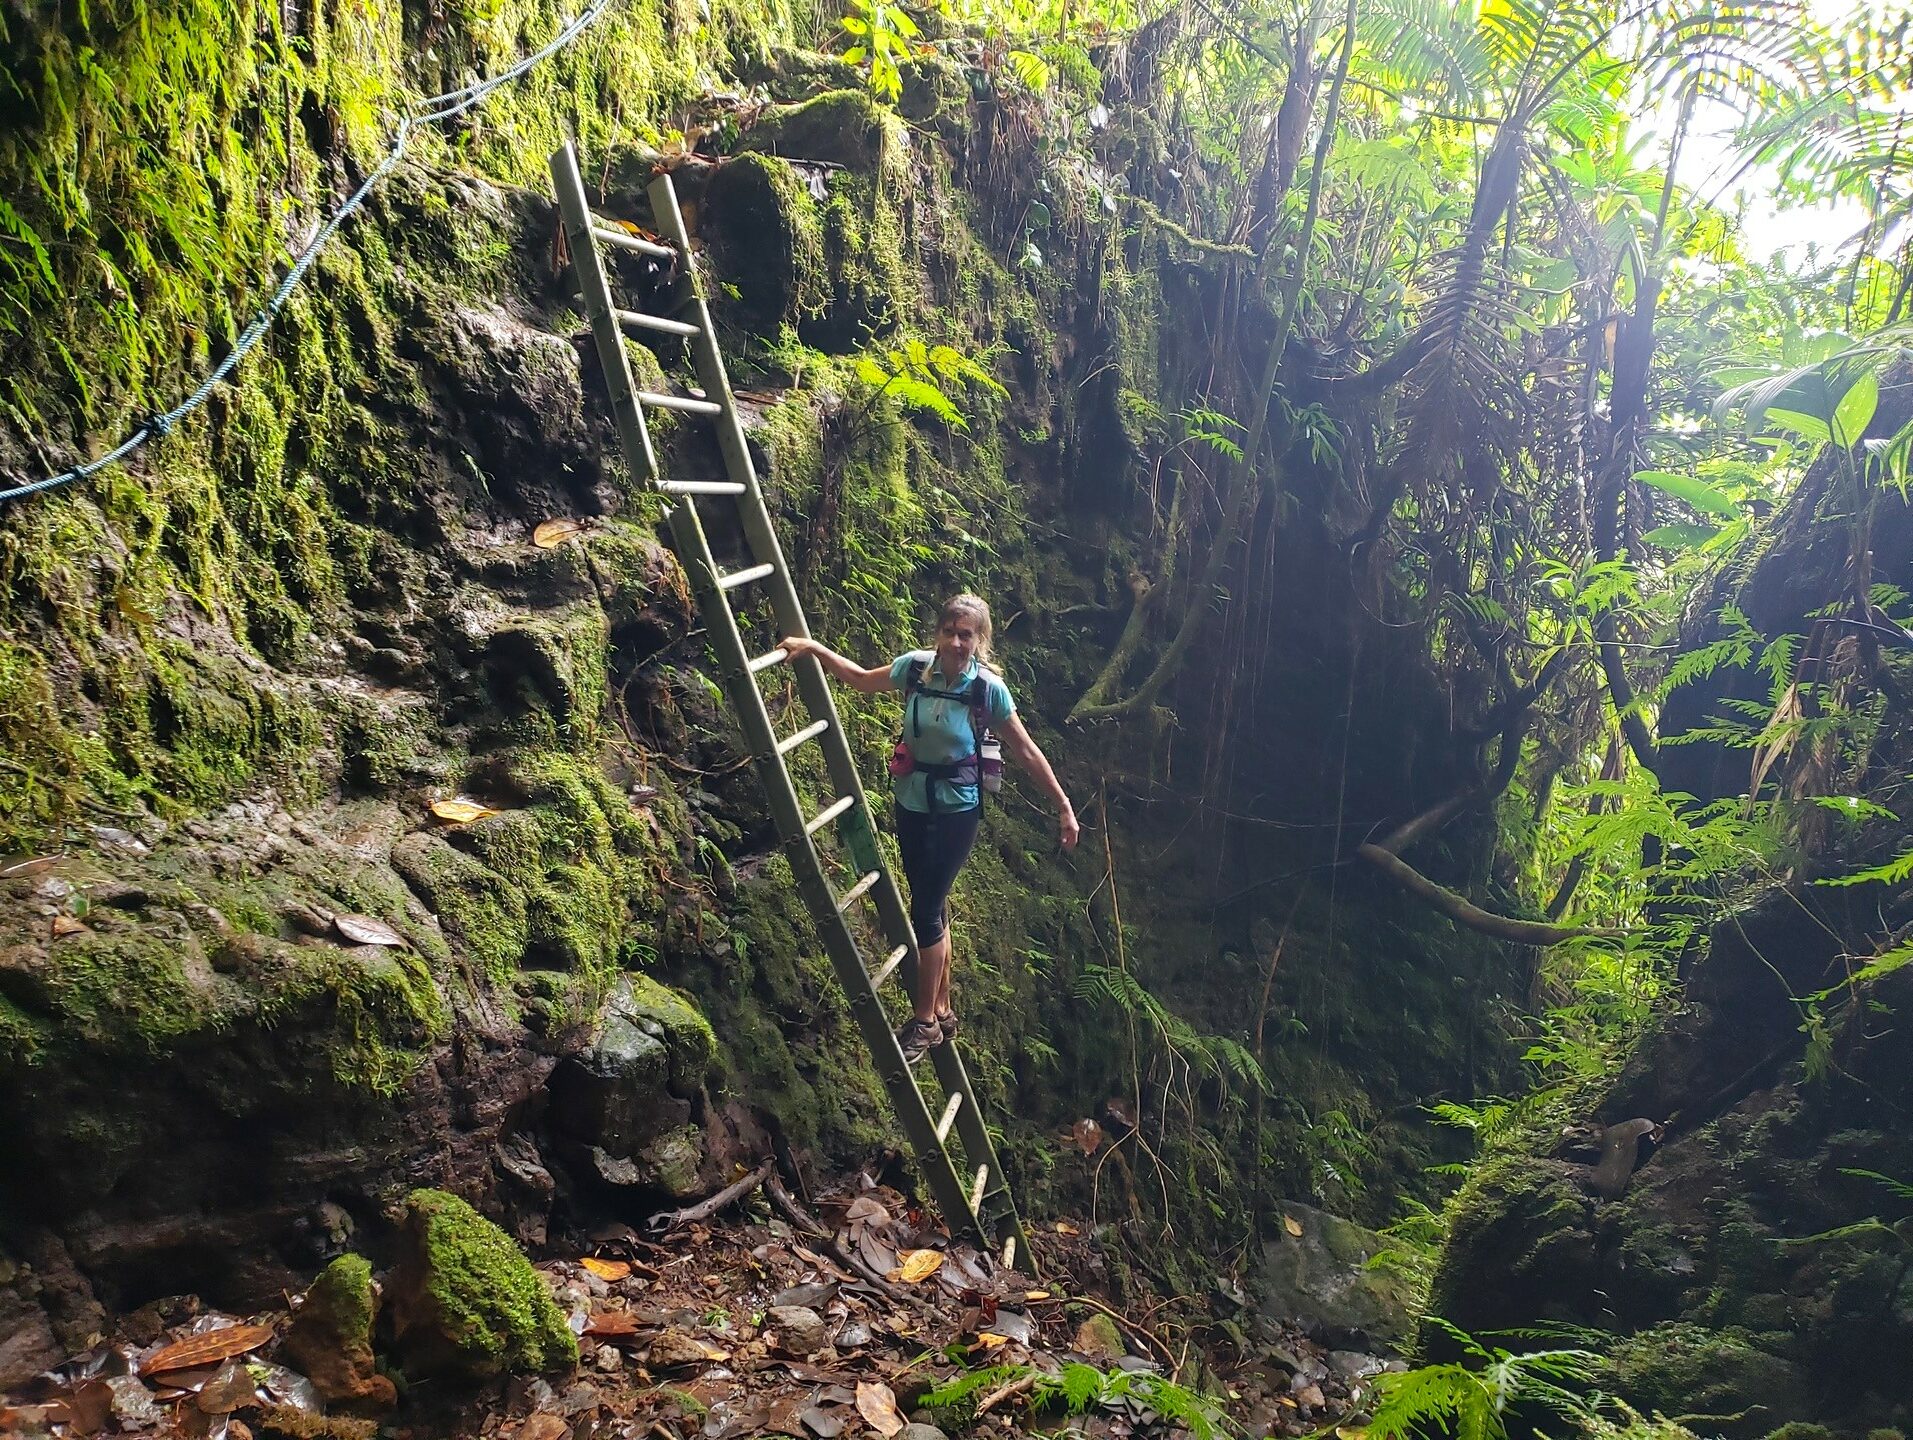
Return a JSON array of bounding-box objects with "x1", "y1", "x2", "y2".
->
[{"x1": 979, "y1": 731, "x2": 1003, "y2": 792}]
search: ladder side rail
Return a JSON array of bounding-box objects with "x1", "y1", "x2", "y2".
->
[
  {"x1": 660, "y1": 495, "x2": 985, "y2": 1240},
  {"x1": 550, "y1": 144, "x2": 658, "y2": 481},
  {"x1": 928, "y1": 1038, "x2": 1033, "y2": 1261},
  {"x1": 642, "y1": 174, "x2": 936, "y2": 1024}
]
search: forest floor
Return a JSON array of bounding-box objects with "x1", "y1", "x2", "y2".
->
[{"x1": 0, "y1": 1170, "x2": 1399, "y2": 1440}]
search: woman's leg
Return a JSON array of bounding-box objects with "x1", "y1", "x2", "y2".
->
[
  {"x1": 895, "y1": 805, "x2": 980, "y2": 1032},
  {"x1": 915, "y1": 933, "x2": 950, "y2": 1026}
]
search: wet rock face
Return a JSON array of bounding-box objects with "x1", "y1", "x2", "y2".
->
[
  {"x1": 1256, "y1": 1203, "x2": 1416, "y2": 1351},
  {"x1": 548, "y1": 975, "x2": 722, "y2": 1200}
]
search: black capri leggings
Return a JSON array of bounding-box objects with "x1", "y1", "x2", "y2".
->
[{"x1": 894, "y1": 804, "x2": 982, "y2": 947}]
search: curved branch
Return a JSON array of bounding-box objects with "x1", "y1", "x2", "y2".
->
[{"x1": 1358, "y1": 844, "x2": 1620, "y2": 945}]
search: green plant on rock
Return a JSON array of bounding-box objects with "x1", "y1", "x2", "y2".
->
[
  {"x1": 853, "y1": 337, "x2": 1008, "y2": 432},
  {"x1": 838, "y1": 0, "x2": 926, "y2": 103},
  {"x1": 921, "y1": 1360, "x2": 1232, "y2": 1440}
]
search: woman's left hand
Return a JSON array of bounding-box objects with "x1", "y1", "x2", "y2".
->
[{"x1": 1059, "y1": 806, "x2": 1081, "y2": 851}]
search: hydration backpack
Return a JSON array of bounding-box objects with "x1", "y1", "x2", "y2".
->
[{"x1": 889, "y1": 658, "x2": 1003, "y2": 801}]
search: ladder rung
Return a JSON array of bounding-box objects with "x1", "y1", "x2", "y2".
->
[
  {"x1": 638, "y1": 390, "x2": 722, "y2": 416},
  {"x1": 969, "y1": 1164, "x2": 989, "y2": 1215},
  {"x1": 872, "y1": 945, "x2": 907, "y2": 987},
  {"x1": 718, "y1": 562, "x2": 776, "y2": 591},
  {"x1": 934, "y1": 1091, "x2": 964, "y2": 1143},
  {"x1": 657, "y1": 480, "x2": 746, "y2": 496},
  {"x1": 837, "y1": 870, "x2": 882, "y2": 911},
  {"x1": 805, "y1": 795, "x2": 856, "y2": 836},
  {"x1": 776, "y1": 719, "x2": 830, "y2": 756},
  {"x1": 748, "y1": 646, "x2": 791, "y2": 674},
  {"x1": 591, "y1": 224, "x2": 675, "y2": 259},
  {"x1": 613, "y1": 306, "x2": 700, "y2": 338},
  {"x1": 1002, "y1": 1235, "x2": 1017, "y2": 1269}
]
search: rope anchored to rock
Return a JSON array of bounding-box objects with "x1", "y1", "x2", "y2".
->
[{"x1": 0, "y1": 0, "x2": 618, "y2": 507}]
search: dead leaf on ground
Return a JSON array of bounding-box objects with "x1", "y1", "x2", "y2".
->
[
  {"x1": 1072, "y1": 1118, "x2": 1103, "y2": 1155},
  {"x1": 856, "y1": 1230, "x2": 898, "y2": 1276},
  {"x1": 972, "y1": 1332, "x2": 1010, "y2": 1350},
  {"x1": 800, "y1": 1406, "x2": 846, "y2": 1438},
  {"x1": 140, "y1": 1323, "x2": 276, "y2": 1377},
  {"x1": 533, "y1": 518, "x2": 587, "y2": 548},
  {"x1": 855, "y1": 1382, "x2": 903, "y2": 1438},
  {"x1": 1283, "y1": 1214, "x2": 1303, "y2": 1237},
  {"x1": 333, "y1": 913, "x2": 407, "y2": 948},
  {"x1": 894, "y1": 1248, "x2": 943, "y2": 1284},
  {"x1": 1024, "y1": 1289, "x2": 1052, "y2": 1301},
  {"x1": 519, "y1": 1414, "x2": 571, "y2": 1440},
  {"x1": 50, "y1": 914, "x2": 88, "y2": 938},
  {"x1": 583, "y1": 1310, "x2": 643, "y2": 1338},
  {"x1": 1054, "y1": 1221, "x2": 1079, "y2": 1235},
  {"x1": 431, "y1": 798, "x2": 497, "y2": 824},
  {"x1": 579, "y1": 1256, "x2": 631, "y2": 1282}
]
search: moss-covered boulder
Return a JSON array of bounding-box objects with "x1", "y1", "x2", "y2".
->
[
  {"x1": 282, "y1": 1254, "x2": 396, "y2": 1412},
  {"x1": 385, "y1": 1189, "x2": 576, "y2": 1382},
  {"x1": 1424, "y1": 1152, "x2": 1598, "y2": 1338},
  {"x1": 705, "y1": 153, "x2": 826, "y2": 330},
  {"x1": 1257, "y1": 1201, "x2": 1418, "y2": 1348},
  {"x1": 739, "y1": 89, "x2": 901, "y2": 172},
  {"x1": 547, "y1": 975, "x2": 719, "y2": 1194},
  {"x1": 1609, "y1": 1323, "x2": 1809, "y2": 1434}
]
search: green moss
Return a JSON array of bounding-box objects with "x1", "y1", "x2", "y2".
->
[
  {"x1": 1608, "y1": 1323, "x2": 1804, "y2": 1419},
  {"x1": 304, "y1": 1252, "x2": 378, "y2": 1341},
  {"x1": 623, "y1": 971, "x2": 719, "y2": 1080},
  {"x1": 395, "y1": 1188, "x2": 577, "y2": 1380},
  {"x1": 392, "y1": 832, "x2": 529, "y2": 985}
]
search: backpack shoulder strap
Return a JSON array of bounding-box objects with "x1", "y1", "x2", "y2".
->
[
  {"x1": 967, "y1": 675, "x2": 993, "y2": 739},
  {"x1": 905, "y1": 658, "x2": 927, "y2": 693}
]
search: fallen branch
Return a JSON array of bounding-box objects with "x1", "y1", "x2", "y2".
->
[
  {"x1": 1356, "y1": 844, "x2": 1621, "y2": 946},
  {"x1": 977, "y1": 1372, "x2": 1038, "y2": 1415},
  {"x1": 648, "y1": 1158, "x2": 775, "y2": 1233},
  {"x1": 763, "y1": 1177, "x2": 923, "y2": 1308}
]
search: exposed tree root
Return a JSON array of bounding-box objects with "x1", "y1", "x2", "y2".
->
[{"x1": 1356, "y1": 843, "x2": 1620, "y2": 946}]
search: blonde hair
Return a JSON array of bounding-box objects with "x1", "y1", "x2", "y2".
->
[{"x1": 935, "y1": 593, "x2": 995, "y2": 665}]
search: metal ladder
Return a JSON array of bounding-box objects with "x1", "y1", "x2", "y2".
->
[{"x1": 549, "y1": 144, "x2": 1032, "y2": 1268}]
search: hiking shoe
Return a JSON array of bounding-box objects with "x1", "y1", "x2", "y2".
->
[
  {"x1": 897, "y1": 1017, "x2": 941, "y2": 1064},
  {"x1": 936, "y1": 1009, "x2": 960, "y2": 1043}
]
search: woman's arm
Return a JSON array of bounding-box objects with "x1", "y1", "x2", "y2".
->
[
  {"x1": 997, "y1": 712, "x2": 1080, "y2": 850},
  {"x1": 778, "y1": 635, "x2": 894, "y2": 694}
]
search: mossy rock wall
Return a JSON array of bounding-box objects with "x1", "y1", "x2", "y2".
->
[{"x1": 3, "y1": 0, "x2": 1524, "y2": 1327}]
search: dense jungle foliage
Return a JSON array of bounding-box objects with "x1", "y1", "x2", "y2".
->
[{"x1": 5, "y1": 0, "x2": 1913, "y2": 1431}]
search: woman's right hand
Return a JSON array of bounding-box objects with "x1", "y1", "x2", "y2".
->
[{"x1": 778, "y1": 636, "x2": 820, "y2": 659}]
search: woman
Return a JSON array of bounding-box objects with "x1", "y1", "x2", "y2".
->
[{"x1": 780, "y1": 594, "x2": 1079, "y2": 1062}]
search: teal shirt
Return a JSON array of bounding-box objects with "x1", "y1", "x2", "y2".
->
[{"x1": 888, "y1": 650, "x2": 1015, "y2": 813}]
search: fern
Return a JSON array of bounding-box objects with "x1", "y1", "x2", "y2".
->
[
  {"x1": 1818, "y1": 845, "x2": 1913, "y2": 888},
  {"x1": 920, "y1": 1364, "x2": 1023, "y2": 1410},
  {"x1": 855, "y1": 337, "x2": 1008, "y2": 431},
  {"x1": 1367, "y1": 1320, "x2": 1599, "y2": 1440}
]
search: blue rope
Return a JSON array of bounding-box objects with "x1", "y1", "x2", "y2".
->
[{"x1": 1, "y1": 0, "x2": 615, "y2": 507}]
